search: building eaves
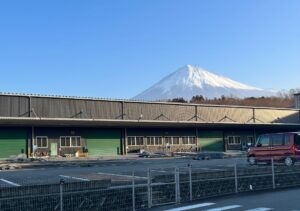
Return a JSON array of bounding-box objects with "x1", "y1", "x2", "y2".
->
[{"x1": 0, "y1": 117, "x2": 300, "y2": 129}]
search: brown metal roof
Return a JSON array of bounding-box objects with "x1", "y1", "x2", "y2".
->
[{"x1": 0, "y1": 92, "x2": 299, "y2": 111}]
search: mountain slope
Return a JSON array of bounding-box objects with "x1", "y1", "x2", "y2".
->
[{"x1": 133, "y1": 65, "x2": 275, "y2": 100}]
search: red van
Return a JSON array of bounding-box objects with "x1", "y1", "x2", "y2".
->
[{"x1": 247, "y1": 132, "x2": 300, "y2": 166}]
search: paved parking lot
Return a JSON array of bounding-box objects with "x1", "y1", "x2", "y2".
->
[{"x1": 0, "y1": 157, "x2": 247, "y2": 187}]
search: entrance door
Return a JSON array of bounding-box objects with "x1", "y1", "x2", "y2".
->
[
  {"x1": 50, "y1": 143, "x2": 58, "y2": 156},
  {"x1": 86, "y1": 130, "x2": 121, "y2": 156}
]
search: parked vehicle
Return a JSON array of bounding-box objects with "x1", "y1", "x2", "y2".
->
[
  {"x1": 138, "y1": 151, "x2": 168, "y2": 158},
  {"x1": 193, "y1": 152, "x2": 225, "y2": 160},
  {"x1": 247, "y1": 132, "x2": 300, "y2": 166}
]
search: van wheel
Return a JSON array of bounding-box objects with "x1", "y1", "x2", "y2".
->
[
  {"x1": 284, "y1": 156, "x2": 294, "y2": 166},
  {"x1": 248, "y1": 156, "x2": 256, "y2": 165}
]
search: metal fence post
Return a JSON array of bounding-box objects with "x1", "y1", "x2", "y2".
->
[
  {"x1": 234, "y1": 160, "x2": 238, "y2": 194},
  {"x1": 175, "y1": 167, "x2": 180, "y2": 204},
  {"x1": 271, "y1": 157, "x2": 275, "y2": 189},
  {"x1": 60, "y1": 179, "x2": 65, "y2": 211},
  {"x1": 147, "y1": 168, "x2": 152, "y2": 208},
  {"x1": 189, "y1": 164, "x2": 193, "y2": 201},
  {"x1": 132, "y1": 171, "x2": 136, "y2": 211}
]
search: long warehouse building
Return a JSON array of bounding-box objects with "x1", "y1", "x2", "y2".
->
[{"x1": 0, "y1": 93, "x2": 300, "y2": 159}]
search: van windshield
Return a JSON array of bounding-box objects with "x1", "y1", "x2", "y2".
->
[{"x1": 295, "y1": 134, "x2": 300, "y2": 146}]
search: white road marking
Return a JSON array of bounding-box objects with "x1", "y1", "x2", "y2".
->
[
  {"x1": 196, "y1": 168, "x2": 223, "y2": 171},
  {"x1": 0, "y1": 178, "x2": 21, "y2": 187},
  {"x1": 164, "y1": 202, "x2": 215, "y2": 211},
  {"x1": 59, "y1": 175, "x2": 90, "y2": 181},
  {"x1": 151, "y1": 170, "x2": 169, "y2": 173},
  {"x1": 208, "y1": 168, "x2": 223, "y2": 171},
  {"x1": 205, "y1": 205, "x2": 242, "y2": 211},
  {"x1": 244, "y1": 208, "x2": 273, "y2": 211},
  {"x1": 97, "y1": 172, "x2": 147, "y2": 179}
]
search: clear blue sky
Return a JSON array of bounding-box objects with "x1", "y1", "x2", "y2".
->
[{"x1": 0, "y1": 0, "x2": 299, "y2": 99}]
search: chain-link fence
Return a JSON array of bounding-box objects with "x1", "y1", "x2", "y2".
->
[{"x1": 1, "y1": 158, "x2": 300, "y2": 210}]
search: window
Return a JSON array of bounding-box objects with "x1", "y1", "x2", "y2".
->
[
  {"x1": 228, "y1": 137, "x2": 234, "y2": 145},
  {"x1": 165, "y1": 137, "x2": 172, "y2": 145},
  {"x1": 146, "y1": 137, "x2": 162, "y2": 145},
  {"x1": 172, "y1": 137, "x2": 180, "y2": 145},
  {"x1": 182, "y1": 137, "x2": 189, "y2": 145},
  {"x1": 182, "y1": 136, "x2": 197, "y2": 145},
  {"x1": 127, "y1": 137, "x2": 144, "y2": 146},
  {"x1": 71, "y1": 137, "x2": 81, "y2": 147},
  {"x1": 294, "y1": 134, "x2": 300, "y2": 145},
  {"x1": 283, "y1": 135, "x2": 291, "y2": 145},
  {"x1": 155, "y1": 137, "x2": 162, "y2": 145},
  {"x1": 60, "y1": 136, "x2": 81, "y2": 147},
  {"x1": 228, "y1": 136, "x2": 241, "y2": 145},
  {"x1": 35, "y1": 136, "x2": 48, "y2": 148},
  {"x1": 247, "y1": 136, "x2": 254, "y2": 144},
  {"x1": 189, "y1": 137, "x2": 197, "y2": 145},
  {"x1": 127, "y1": 137, "x2": 136, "y2": 146},
  {"x1": 147, "y1": 137, "x2": 155, "y2": 145},
  {"x1": 256, "y1": 135, "x2": 270, "y2": 147},
  {"x1": 272, "y1": 134, "x2": 283, "y2": 146},
  {"x1": 235, "y1": 137, "x2": 241, "y2": 144},
  {"x1": 136, "y1": 137, "x2": 144, "y2": 146},
  {"x1": 60, "y1": 137, "x2": 70, "y2": 147}
]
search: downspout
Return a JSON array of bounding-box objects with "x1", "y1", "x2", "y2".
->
[
  {"x1": 31, "y1": 126, "x2": 34, "y2": 158},
  {"x1": 123, "y1": 128, "x2": 127, "y2": 155}
]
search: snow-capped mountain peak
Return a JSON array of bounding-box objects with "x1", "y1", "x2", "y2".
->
[{"x1": 133, "y1": 65, "x2": 274, "y2": 101}]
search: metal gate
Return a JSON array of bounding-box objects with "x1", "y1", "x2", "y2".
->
[{"x1": 147, "y1": 168, "x2": 180, "y2": 208}]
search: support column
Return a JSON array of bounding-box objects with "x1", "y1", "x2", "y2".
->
[
  {"x1": 121, "y1": 128, "x2": 127, "y2": 155},
  {"x1": 195, "y1": 128, "x2": 200, "y2": 151},
  {"x1": 253, "y1": 128, "x2": 257, "y2": 143},
  {"x1": 223, "y1": 130, "x2": 226, "y2": 152}
]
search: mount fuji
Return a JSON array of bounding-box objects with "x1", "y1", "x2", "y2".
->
[{"x1": 133, "y1": 65, "x2": 275, "y2": 101}]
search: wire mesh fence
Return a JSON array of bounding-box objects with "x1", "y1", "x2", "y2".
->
[{"x1": 1, "y1": 157, "x2": 300, "y2": 210}]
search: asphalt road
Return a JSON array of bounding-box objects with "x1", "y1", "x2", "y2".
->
[
  {"x1": 154, "y1": 188, "x2": 300, "y2": 211},
  {"x1": 0, "y1": 157, "x2": 247, "y2": 186}
]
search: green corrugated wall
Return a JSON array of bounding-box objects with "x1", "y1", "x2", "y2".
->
[
  {"x1": 198, "y1": 130, "x2": 224, "y2": 152},
  {"x1": 85, "y1": 129, "x2": 121, "y2": 156},
  {"x1": 0, "y1": 128, "x2": 27, "y2": 159}
]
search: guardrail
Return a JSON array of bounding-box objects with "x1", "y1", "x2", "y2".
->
[{"x1": 1, "y1": 157, "x2": 300, "y2": 210}]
